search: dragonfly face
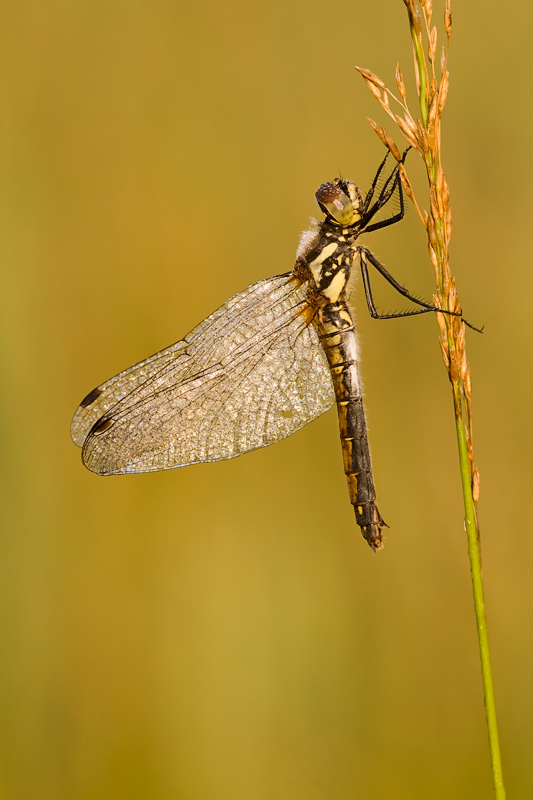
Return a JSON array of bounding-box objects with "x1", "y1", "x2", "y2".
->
[{"x1": 72, "y1": 150, "x2": 451, "y2": 551}]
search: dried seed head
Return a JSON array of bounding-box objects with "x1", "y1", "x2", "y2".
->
[
  {"x1": 438, "y1": 70, "x2": 449, "y2": 111},
  {"x1": 421, "y1": 0, "x2": 433, "y2": 23},
  {"x1": 460, "y1": 350, "x2": 469, "y2": 389},
  {"x1": 429, "y1": 25, "x2": 438, "y2": 65},
  {"x1": 403, "y1": 111, "x2": 418, "y2": 136},
  {"x1": 448, "y1": 277, "x2": 458, "y2": 312},
  {"x1": 428, "y1": 92, "x2": 438, "y2": 129},
  {"x1": 367, "y1": 119, "x2": 389, "y2": 148},
  {"x1": 395, "y1": 63, "x2": 407, "y2": 99},
  {"x1": 412, "y1": 6, "x2": 423, "y2": 37},
  {"x1": 436, "y1": 169, "x2": 446, "y2": 202},
  {"x1": 383, "y1": 129, "x2": 402, "y2": 161},
  {"x1": 367, "y1": 81, "x2": 382, "y2": 100},
  {"x1": 457, "y1": 319, "x2": 466, "y2": 351},
  {"x1": 426, "y1": 125, "x2": 437, "y2": 154},
  {"x1": 354, "y1": 66, "x2": 386, "y2": 90},
  {"x1": 427, "y1": 215, "x2": 437, "y2": 247},
  {"x1": 413, "y1": 52, "x2": 421, "y2": 98},
  {"x1": 416, "y1": 120, "x2": 430, "y2": 155},
  {"x1": 399, "y1": 168, "x2": 413, "y2": 197},
  {"x1": 445, "y1": 206, "x2": 452, "y2": 246},
  {"x1": 429, "y1": 185, "x2": 444, "y2": 224},
  {"x1": 395, "y1": 114, "x2": 421, "y2": 151},
  {"x1": 473, "y1": 469, "x2": 480, "y2": 504},
  {"x1": 439, "y1": 336, "x2": 450, "y2": 369},
  {"x1": 442, "y1": 267, "x2": 450, "y2": 297},
  {"x1": 463, "y1": 362, "x2": 471, "y2": 395},
  {"x1": 434, "y1": 300, "x2": 447, "y2": 336},
  {"x1": 441, "y1": 45, "x2": 447, "y2": 71},
  {"x1": 449, "y1": 348, "x2": 460, "y2": 382},
  {"x1": 367, "y1": 119, "x2": 402, "y2": 162},
  {"x1": 429, "y1": 186, "x2": 438, "y2": 217},
  {"x1": 445, "y1": 0, "x2": 452, "y2": 36},
  {"x1": 428, "y1": 244, "x2": 439, "y2": 277},
  {"x1": 398, "y1": 111, "x2": 417, "y2": 138},
  {"x1": 399, "y1": 171, "x2": 425, "y2": 226}
]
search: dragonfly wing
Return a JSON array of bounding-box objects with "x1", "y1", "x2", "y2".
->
[
  {"x1": 73, "y1": 273, "x2": 335, "y2": 475},
  {"x1": 71, "y1": 273, "x2": 301, "y2": 447}
]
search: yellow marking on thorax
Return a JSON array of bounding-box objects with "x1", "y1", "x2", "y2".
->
[
  {"x1": 321, "y1": 270, "x2": 348, "y2": 302},
  {"x1": 308, "y1": 242, "x2": 338, "y2": 285}
]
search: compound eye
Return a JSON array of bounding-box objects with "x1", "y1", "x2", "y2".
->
[{"x1": 315, "y1": 183, "x2": 355, "y2": 225}]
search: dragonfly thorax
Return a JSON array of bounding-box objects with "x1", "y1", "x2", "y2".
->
[{"x1": 301, "y1": 228, "x2": 358, "y2": 304}]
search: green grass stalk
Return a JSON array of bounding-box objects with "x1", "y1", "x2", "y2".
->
[
  {"x1": 455, "y1": 388, "x2": 505, "y2": 799},
  {"x1": 356, "y1": 1, "x2": 505, "y2": 796}
]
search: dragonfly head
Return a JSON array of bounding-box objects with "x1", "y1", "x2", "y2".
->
[{"x1": 315, "y1": 179, "x2": 363, "y2": 227}]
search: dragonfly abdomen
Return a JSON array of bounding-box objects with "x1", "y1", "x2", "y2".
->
[{"x1": 318, "y1": 301, "x2": 388, "y2": 551}]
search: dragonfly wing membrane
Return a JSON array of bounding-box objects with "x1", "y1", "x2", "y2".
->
[
  {"x1": 71, "y1": 274, "x2": 300, "y2": 447},
  {"x1": 75, "y1": 274, "x2": 335, "y2": 475},
  {"x1": 71, "y1": 341, "x2": 188, "y2": 447}
]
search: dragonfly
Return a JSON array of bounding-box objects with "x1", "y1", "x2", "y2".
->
[{"x1": 71, "y1": 150, "x2": 468, "y2": 551}]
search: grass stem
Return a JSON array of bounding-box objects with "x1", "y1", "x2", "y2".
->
[{"x1": 356, "y1": 2, "x2": 505, "y2": 795}]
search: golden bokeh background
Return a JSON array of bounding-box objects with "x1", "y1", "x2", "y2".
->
[{"x1": 2, "y1": 2, "x2": 531, "y2": 798}]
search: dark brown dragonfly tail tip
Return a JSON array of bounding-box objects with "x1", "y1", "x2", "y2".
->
[{"x1": 361, "y1": 509, "x2": 389, "y2": 552}]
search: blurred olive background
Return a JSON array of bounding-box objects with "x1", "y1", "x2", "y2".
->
[{"x1": 1, "y1": 1, "x2": 531, "y2": 798}]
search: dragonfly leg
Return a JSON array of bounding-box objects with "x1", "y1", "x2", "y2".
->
[
  {"x1": 359, "y1": 248, "x2": 437, "y2": 320},
  {"x1": 363, "y1": 150, "x2": 391, "y2": 209},
  {"x1": 363, "y1": 149, "x2": 410, "y2": 234},
  {"x1": 357, "y1": 246, "x2": 486, "y2": 332}
]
